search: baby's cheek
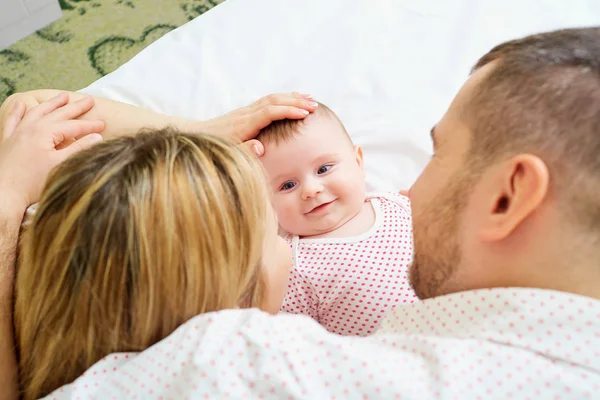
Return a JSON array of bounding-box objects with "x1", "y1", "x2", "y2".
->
[{"x1": 343, "y1": 171, "x2": 366, "y2": 197}]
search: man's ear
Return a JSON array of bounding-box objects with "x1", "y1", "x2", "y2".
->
[
  {"x1": 354, "y1": 145, "x2": 364, "y2": 170},
  {"x1": 478, "y1": 154, "x2": 549, "y2": 242}
]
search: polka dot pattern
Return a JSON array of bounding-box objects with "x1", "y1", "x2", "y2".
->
[
  {"x1": 281, "y1": 193, "x2": 416, "y2": 336},
  {"x1": 45, "y1": 288, "x2": 600, "y2": 399}
]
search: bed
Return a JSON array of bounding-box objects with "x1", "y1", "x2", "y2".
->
[{"x1": 80, "y1": 0, "x2": 600, "y2": 191}]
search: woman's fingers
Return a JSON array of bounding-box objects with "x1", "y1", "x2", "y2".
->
[
  {"x1": 292, "y1": 91, "x2": 314, "y2": 99},
  {"x1": 1, "y1": 101, "x2": 26, "y2": 140},
  {"x1": 247, "y1": 105, "x2": 312, "y2": 134},
  {"x1": 57, "y1": 133, "x2": 103, "y2": 160},
  {"x1": 199, "y1": 92, "x2": 318, "y2": 142},
  {"x1": 21, "y1": 92, "x2": 69, "y2": 122},
  {"x1": 47, "y1": 96, "x2": 96, "y2": 122},
  {"x1": 252, "y1": 93, "x2": 317, "y2": 114},
  {"x1": 233, "y1": 104, "x2": 315, "y2": 141},
  {"x1": 52, "y1": 119, "x2": 105, "y2": 146}
]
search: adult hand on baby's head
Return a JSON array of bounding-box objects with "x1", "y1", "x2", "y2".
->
[
  {"x1": 203, "y1": 92, "x2": 317, "y2": 152},
  {"x1": 0, "y1": 93, "x2": 105, "y2": 213}
]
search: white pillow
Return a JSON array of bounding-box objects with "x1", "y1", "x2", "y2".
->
[{"x1": 80, "y1": 0, "x2": 600, "y2": 191}]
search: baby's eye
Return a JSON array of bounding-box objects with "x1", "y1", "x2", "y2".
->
[
  {"x1": 280, "y1": 181, "x2": 296, "y2": 191},
  {"x1": 317, "y1": 165, "x2": 332, "y2": 174}
]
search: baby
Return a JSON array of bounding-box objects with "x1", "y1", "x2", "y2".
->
[{"x1": 257, "y1": 102, "x2": 416, "y2": 336}]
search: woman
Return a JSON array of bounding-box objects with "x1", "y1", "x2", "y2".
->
[
  {"x1": 15, "y1": 128, "x2": 291, "y2": 399},
  {"x1": 0, "y1": 91, "x2": 314, "y2": 400}
]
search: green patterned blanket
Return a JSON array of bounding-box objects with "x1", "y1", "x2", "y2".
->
[{"x1": 0, "y1": 0, "x2": 223, "y2": 104}]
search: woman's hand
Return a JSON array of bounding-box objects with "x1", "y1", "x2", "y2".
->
[
  {"x1": 0, "y1": 90, "x2": 317, "y2": 158},
  {"x1": 0, "y1": 93, "x2": 105, "y2": 213},
  {"x1": 203, "y1": 92, "x2": 317, "y2": 155}
]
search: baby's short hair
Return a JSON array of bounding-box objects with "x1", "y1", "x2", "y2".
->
[{"x1": 256, "y1": 101, "x2": 351, "y2": 145}]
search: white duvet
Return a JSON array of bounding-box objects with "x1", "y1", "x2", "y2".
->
[{"x1": 80, "y1": 0, "x2": 600, "y2": 190}]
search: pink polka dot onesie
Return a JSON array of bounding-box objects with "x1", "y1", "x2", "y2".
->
[{"x1": 280, "y1": 192, "x2": 417, "y2": 336}]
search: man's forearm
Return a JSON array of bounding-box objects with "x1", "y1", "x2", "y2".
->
[
  {"x1": 0, "y1": 90, "x2": 209, "y2": 141},
  {"x1": 0, "y1": 202, "x2": 23, "y2": 400}
]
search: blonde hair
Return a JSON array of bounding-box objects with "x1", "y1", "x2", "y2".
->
[{"x1": 15, "y1": 129, "x2": 270, "y2": 399}]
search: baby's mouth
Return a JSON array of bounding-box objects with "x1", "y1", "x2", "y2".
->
[{"x1": 306, "y1": 200, "x2": 335, "y2": 215}]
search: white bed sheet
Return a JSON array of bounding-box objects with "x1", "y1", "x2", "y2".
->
[{"x1": 81, "y1": 0, "x2": 600, "y2": 191}]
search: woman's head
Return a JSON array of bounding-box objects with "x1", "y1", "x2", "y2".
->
[{"x1": 15, "y1": 129, "x2": 290, "y2": 399}]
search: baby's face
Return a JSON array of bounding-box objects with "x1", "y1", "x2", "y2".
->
[{"x1": 260, "y1": 115, "x2": 367, "y2": 237}]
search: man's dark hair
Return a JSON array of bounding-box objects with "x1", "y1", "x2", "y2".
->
[{"x1": 465, "y1": 27, "x2": 600, "y2": 228}]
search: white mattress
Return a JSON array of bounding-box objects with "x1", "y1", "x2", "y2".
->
[{"x1": 81, "y1": 0, "x2": 600, "y2": 191}]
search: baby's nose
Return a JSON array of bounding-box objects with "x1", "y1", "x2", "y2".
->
[{"x1": 301, "y1": 180, "x2": 323, "y2": 200}]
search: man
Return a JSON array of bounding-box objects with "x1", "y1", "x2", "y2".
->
[
  {"x1": 1, "y1": 28, "x2": 599, "y2": 399},
  {"x1": 409, "y1": 28, "x2": 600, "y2": 301}
]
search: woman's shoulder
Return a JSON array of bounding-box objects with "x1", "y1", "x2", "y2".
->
[{"x1": 43, "y1": 310, "x2": 329, "y2": 399}]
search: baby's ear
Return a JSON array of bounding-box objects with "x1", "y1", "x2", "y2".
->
[
  {"x1": 242, "y1": 139, "x2": 265, "y2": 157},
  {"x1": 353, "y1": 145, "x2": 364, "y2": 170}
]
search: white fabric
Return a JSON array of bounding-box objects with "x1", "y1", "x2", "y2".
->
[
  {"x1": 44, "y1": 288, "x2": 600, "y2": 399},
  {"x1": 281, "y1": 192, "x2": 416, "y2": 336},
  {"x1": 64, "y1": 1, "x2": 600, "y2": 398},
  {"x1": 80, "y1": 0, "x2": 600, "y2": 191}
]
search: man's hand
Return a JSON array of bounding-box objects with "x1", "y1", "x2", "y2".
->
[
  {"x1": 203, "y1": 92, "x2": 317, "y2": 155},
  {"x1": 0, "y1": 92, "x2": 105, "y2": 213}
]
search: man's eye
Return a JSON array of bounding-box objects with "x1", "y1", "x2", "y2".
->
[
  {"x1": 280, "y1": 182, "x2": 296, "y2": 191},
  {"x1": 317, "y1": 165, "x2": 332, "y2": 174}
]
